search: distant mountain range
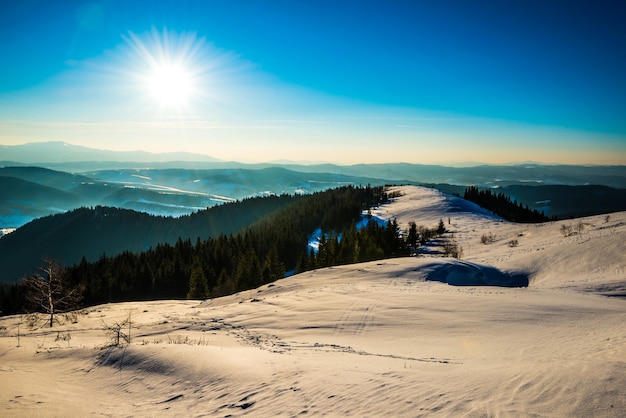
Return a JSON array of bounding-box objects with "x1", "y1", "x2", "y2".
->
[
  {"x1": 1, "y1": 141, "x2": 222, "y2": 164},
  {"x1": 1, "y1": 141, "x2": 625, "y2": 228},
  {"x1": 3, "y1": 141, "x2": 626, "y2": 186}
]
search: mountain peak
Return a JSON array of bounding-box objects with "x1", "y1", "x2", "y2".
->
[{"x1": 1, "y1": 141, "x2": 222, "y2": 165}]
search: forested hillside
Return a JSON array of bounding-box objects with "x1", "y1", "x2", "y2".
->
[
  {"x1": 0, "y1": 195, "x2": 301, "y2": 283},
  {"x1": 68, "y1": 186, "x2": 399, "y2": 305},
  {"x1": 498, "y1": 184, "x2": 626, "y2": 219},
  {"x1": 3, "y1": 186, "x2": 417, "y2": 314},
  {"x1": 3, "y1": 183, "x2": 620, "y2": 316},
  {"x1": 463, "y1": 186, "x2": 551, "y2": 222}
]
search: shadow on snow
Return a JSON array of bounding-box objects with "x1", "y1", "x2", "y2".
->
[{"x1": 422, "y1": 260, "x2": 529, "y2": 288}]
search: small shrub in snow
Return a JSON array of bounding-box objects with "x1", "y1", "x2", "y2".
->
[
  {"x1": 55, "y1": 331, "x2": 71, "y2": 347},
  {"x1": 443, "y1": 237, "x2": 463, "y2": 259},
  {"x1": 102, "y1": 313, "x2": 132, "y2": 347},
  {"x1": 560, "y1": 224, "x2": 573, "y2": 237},
  {"x1": 166, "y1": 334, "x2": 209, "y2": 346},
  {"x1": 25, "y1": 313, "x2": 41, "y2": 329},
  {"x1": 576, "y1": 221, "x2": 585, "y2": 235},
  {"x1": 508, "y1": 239, "x2": 519, "y2": 247},
  {"x1": 480, "y1": 232, "x2": 496, "y2": 244},
  {"x1": 61, "y1": 311, "x2": 83, "y2": 324}
]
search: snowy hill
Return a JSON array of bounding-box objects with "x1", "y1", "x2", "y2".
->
[{"x1": 1, "y1": 186, "x2": 624, "y2": 417}]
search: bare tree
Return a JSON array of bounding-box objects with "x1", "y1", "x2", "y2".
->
[
  {"x1": 21, "y1": 258, "x2": 83, "y2": 328},
  {"x1": 102, "y1": 312, "x2": 132, "y2": 347}
]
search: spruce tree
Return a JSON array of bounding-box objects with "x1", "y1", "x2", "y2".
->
[
  {"x1": 263, "y1": 245, "x2": 286, "y2": 283},
  {"x1": 407, "y1": 221, "x2": 418, "y2": 248},
  {"x1": 437, "y1": 218, "x2": 446, "y2": 235},
  {"x1": 187, "y1": 264, "x2": 209, "y2": 299}
]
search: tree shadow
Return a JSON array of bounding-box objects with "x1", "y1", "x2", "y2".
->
[{"x1": 423, "y1": 260, "x2": 529, "y2": 287}]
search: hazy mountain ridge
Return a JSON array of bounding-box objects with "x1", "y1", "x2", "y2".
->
[
  {"x1": 7, "y1": 160, "x2": 624, "y2": 189},
  {"x1": 1, "y1": 166, "x2": 625, "y2": 232},
  {"x1": 1, "y1": 141, "x2": 221, "y2": 164},
  {"x1": 3, "y1": 142, "x2": 625, "y2": 187},
  {"x1": 0, "y1": 166, "x2": 388, "y2": 229}
]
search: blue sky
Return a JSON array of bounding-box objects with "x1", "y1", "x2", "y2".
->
[{"x1": 1, "y1": 0, "x2": 624, "y2": 164}]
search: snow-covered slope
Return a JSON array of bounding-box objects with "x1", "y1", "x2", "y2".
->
[
  {"x1": 1, "y1": 186, "x2": 624, "y2": 417},
  {"x1": 379, "y1": 186, "x2": 626, "y2": 293}
]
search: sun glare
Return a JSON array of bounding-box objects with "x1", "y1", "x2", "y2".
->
[
  {"x1": 148, "y1": 64, "x2": 192, "y2": 105},
  {"x1": 121, "y1": 28, "x2": 213, "y2": 112}
]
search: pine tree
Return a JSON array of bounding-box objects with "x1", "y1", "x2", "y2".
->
[
  {"x1": 264, "y1": 245, "x2": 286, "y2": 283},
  {"x1": 317, "y1": 234, "x2": 329, "y2": 267},
  {"x1": 437, "y1": 218, "x2": 446, "y2": 235},
  {"x1": 236, "y1": 248, "x2": 263, "y2": 290},
  {"x1": 187, "y1": 264, "x2": 209, "y2": 299},
  {"x1": 406, "y1": 221, "x2": 418, "y2": 248}
]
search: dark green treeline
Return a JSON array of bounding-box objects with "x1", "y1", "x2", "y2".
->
[
  {"x1": 65, "y1": 185, "x2": 402, "y2": 306},
  {"x1": 463, "y1": 186, "x2": 551, "y2": 223}
]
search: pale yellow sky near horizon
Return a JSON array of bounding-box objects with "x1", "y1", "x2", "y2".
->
[{"x1": 1, "y1": 116, "x2": 623, "y2": 165}]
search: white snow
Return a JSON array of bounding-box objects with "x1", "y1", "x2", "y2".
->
[
  {"x1": 307, "y1": 212, "x2": 389, "y2": 253},
  {"x1": 131, "y1": 174, "x2": 152, "y2": 180},
  {"x1": 0, "y1": 228, "x2": 16, "y2": 238},
  {"x1": 1, "y1": 185, "x2": 624, "y2": 417}
]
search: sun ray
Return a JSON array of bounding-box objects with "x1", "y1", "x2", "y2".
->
[
  {"x1": 120, "y1": 28, "x2": 210, "y2": 113},
  {"x1": 98, "y1": 26, "x2": 256, "y2": 127}
]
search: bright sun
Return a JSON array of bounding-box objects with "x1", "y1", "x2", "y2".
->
[
  {"x1": 148, "y1": 64, "x2": 192, "y2": 106},
  {"x1": 122, "y1": 29, "x2": 209, "y2": 110}
]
